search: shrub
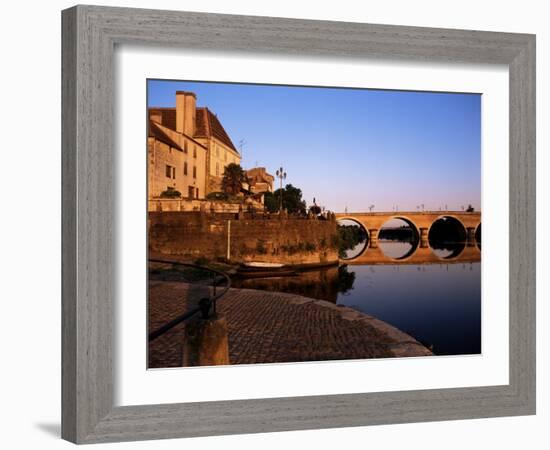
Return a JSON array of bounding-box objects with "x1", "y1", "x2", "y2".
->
[
  {"x1": 159, "y1": 188, "x2": 182, "y2": 198},
  {"x1": 256, "y1": 239, "x2": 267, "y2": 255}
]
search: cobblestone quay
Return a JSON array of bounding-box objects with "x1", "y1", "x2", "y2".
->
[{"x1": 148, "y1": 281, "x2": 432, "y2": 368}]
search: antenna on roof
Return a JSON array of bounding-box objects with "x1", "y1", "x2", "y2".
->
[{"x1": 238, "y1": 139, "x2": 247, "y2": 160}]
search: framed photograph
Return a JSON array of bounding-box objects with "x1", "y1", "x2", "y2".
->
[{"x1": 62, "y1": 5, "x2": 536, "y2": 444}]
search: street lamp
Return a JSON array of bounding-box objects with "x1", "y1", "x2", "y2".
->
[{"x1": 276, "y1": 166, "x2": 286, "y2": 213}]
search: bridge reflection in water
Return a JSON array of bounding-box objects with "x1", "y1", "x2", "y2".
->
[{"x1": 345, "y1": 240, "x2": 481, "y2": 265}]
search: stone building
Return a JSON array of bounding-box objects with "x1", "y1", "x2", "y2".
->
[
  {"x1": 148, "y1": 91, "x2": 241, "y2": 199},
  {"x1": 245, "y1": 167, "x2": 274, "y2": 203}
]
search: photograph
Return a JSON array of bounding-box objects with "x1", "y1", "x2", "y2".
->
[{"x1": 146, "y1": 80, "x2": 482, "y2": 368}]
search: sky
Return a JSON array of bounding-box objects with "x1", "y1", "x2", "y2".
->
[{"x1": 148, "y1": 80, "x2": 481, "y2": 213}]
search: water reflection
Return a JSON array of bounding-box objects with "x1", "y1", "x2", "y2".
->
[
  {"x1": 338, "y1": 262, "x2": 481, "y2": 355},
  {"x1": 378, "y1": 240, "x2": 416, "y2": 259},
  {"x1": 232, "y1": 265, "x2": 355, "y2": 303},
  {"x1": 337, "y1": 219, "x2": 369, "y2": 260},
  {"x1": 233, "y1": 260, "x2": 481, "y2": 356},
  {"x1": 430, "y1": 241, "x2": 466, "y2": 259},
  {"x1": 378, "y1": 218, "x2": 419, "y2": 260}
]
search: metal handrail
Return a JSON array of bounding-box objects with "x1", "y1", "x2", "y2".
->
[{"x1": 148, "y1": 258, "x2": 231, "y2": 342}]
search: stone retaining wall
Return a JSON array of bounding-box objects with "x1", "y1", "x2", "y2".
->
[{"x1": 148, "y1": 211, "x2": 339, "y2": 265}]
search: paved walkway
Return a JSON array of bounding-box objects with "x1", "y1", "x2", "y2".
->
[{"x1": 148, "y1": 281, "x2": 432, "y2": 368}]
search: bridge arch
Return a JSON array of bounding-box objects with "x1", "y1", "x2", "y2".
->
[
  {"x1": 427, "y1": 215, "x2": 467, "y2": 238},
  {"x1": 428, "y1": 215, "x2": 468, "y2": 260},
  {"x1": 336, "y1": 217, "x2": 370, "y2": 260},
  {"x1": 377, "y1": 216, "x2": 421, "y2": 261}
]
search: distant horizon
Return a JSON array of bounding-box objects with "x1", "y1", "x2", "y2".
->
[{"x1": 148, "y1": 79, "x2": 481, "y2": 213}]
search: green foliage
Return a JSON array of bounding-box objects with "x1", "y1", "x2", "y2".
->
[
  {"x1": 256, "y1": 239, "x2": 267, "y2": 254},
  {"x1": 263, "y1": 191, "x2": 279, "y2": 213},
  {"x1": 221, "y1": 163, "x2": 248, "y2": 195},
  {"x1": 239, "y1": 242, "x2": 250, "y2": 255},
  {"x1": 309, "y1": 204, "x2": 322, "y2": 215},
  {"x1": 280, "y1": 241, "x2": 317, "y2": 254},
  {"x1": 337, "y1": 224, "x2": 368, "y2": 258},
  {"x1": 265, "y1": 184, "x2": 307, "y2": 214},
  {"x1": 337, "y1": 265, "x2": 356, "y2": 294},
  {"x1": 159, "y1": 188, "x2": 182, "y2": 198}
]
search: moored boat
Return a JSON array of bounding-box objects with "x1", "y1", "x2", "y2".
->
[{"x1": 236, "y1": 262, "x2": 297, "y2": 278}]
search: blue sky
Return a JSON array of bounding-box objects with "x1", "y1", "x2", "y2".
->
[{"x1": 148, "y1": 80, "x2": 481, "y2": 213}]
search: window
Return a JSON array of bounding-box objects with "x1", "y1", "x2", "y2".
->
[
  {"x1": 224, "y1": 151, "x2": 227, "y2": 162},
  {"x1": 184, "y1": 141, "x2": 188, "y2": 153},
  {"x1": 166, "y1": 164, "x2": 175, "y2": 179},
  {"x1": 216, "y1": 162, "x2": 219, "y2": 176},
  {"x1": 193, "y1": 146, "x2": 197, "y2": 158},
  {"x1": 183, "y1": 162, "x2": 188, "y2": 176},
  {"x1": 216, "y1": 145, "x2": 220, "y2": 157},
  {"x1": 193, "y1": 166, "x2": 197, "y2": 179}
]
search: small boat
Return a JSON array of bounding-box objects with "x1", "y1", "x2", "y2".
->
[
  {"x1": 242, "y1": 262, "x2": 286, "y2": 269},
  {"x1": 236, "y1": 262, "x2": 297, "y2": 278}
]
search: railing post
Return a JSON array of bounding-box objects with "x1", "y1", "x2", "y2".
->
[{"x1": 182, "y1": 310, "x2": 230, "y2": 366}]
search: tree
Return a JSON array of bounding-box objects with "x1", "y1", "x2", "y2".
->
[
  {"x1": 263, "y1": 184, "x2": 306, "y2": 214},
  {"x1": 221, "y1": 163, "x2": 247, "y2": 196},
  {"x1": 280, "y1": 184, "x2": 306, "y2": 214},
  {"x1": 263, "y1": 191, "x2": 279, "y2": 213},
  {"x1": 309, "y1": 205, "x2": 322, "y2": 215},
  {"x1": 466, "y1": 204, "x2": 475, "y2": 212}
]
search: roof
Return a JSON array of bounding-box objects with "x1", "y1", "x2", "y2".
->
[
  {"x1": 195, "y1": 107, "x2": 238, "y2": 153},
  {"x1": 148, "y1": 108, "x2": 176, "y2": 131},
  {"x1": 147, "y1": 106, "x2": 239, "y2": 154},
  {"x1": 148, "y1": 120, "x2": 183, "y2": 151}
]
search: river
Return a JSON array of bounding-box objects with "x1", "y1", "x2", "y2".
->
[{"x1": 232, "y1": 240, "x2": 481, "y2": 356}]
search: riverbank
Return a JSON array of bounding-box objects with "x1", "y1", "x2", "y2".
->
[
  {"x1": 148, "y1": 211, "x2": 340, "y2": 266},
  {"x1": 148, "y1": 281, "x2": 432, "y2": 368}
]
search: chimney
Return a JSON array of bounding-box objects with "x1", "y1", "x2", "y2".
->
[
  {"x1": 149, "y1": 109, "x2": 162, "y2": 125},
  {"x1": 175, "y1": 91, "x2": 186, "y2": 134},
  {"x1": 183, "y1": 92, "x2": 196, "y2": 136},
  {"x1": 175, "y1": 91, "x2": 196, "y2": 136}
]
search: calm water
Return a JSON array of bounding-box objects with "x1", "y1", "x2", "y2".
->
[{"x1": 233, "y1": 241, "x2": 481, "y2": 356}]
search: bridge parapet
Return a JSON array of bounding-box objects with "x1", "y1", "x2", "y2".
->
[{"x1": 334, "y1": 211, "x2": 481, "y2": 236}]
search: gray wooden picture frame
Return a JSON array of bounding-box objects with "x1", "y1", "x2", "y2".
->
[{"x1": 61, "y1": 5, "x2": 536, "y2": 444}]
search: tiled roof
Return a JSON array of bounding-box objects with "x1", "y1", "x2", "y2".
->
[
  {"x1": 195, "y1": 107, "x2": 238, "y2": 153},
  {"x1": 148, "y1": 120, "x2": 183, "y2": 151},
  {"x1": 149, "y1": 108, "x2": 176, "y2": 131},
  {"x1": 148, "y1": 106, "x2": 238, "y2": 154}
]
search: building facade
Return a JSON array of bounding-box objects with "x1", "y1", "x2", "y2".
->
[
  {"x1": 246, "y1": 167, "x2": 275, "y2": 202},
  {"x1": 148, "y1": 91, "x2": 241, "y2": 199}
]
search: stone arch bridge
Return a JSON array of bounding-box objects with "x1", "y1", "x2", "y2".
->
[{"x1": 334, "y1": 211, "x2": 481, "y2": 249}]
